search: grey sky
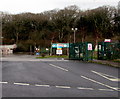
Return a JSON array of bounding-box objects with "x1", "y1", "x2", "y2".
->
[{"x1": 0, "y1": 0, "x2": 119, "y2": 14}]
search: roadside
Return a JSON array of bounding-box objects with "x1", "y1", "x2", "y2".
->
[
  {"x1": 1, "y1": 54, "x2": 120, "y2": 68},
  {"x1": 90, "y1": 59, "x2": 120, "y2": 68},
  {"x1": 91, "y1": 51, "x2": 120, "y2": 68},
  {"x1": 36, "y1": 55, "x2": 120, "y2": 68}
]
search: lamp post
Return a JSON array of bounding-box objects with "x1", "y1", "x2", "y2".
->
[{"x1": 72, "y1": 28, "x2": 78, "y2": 43}]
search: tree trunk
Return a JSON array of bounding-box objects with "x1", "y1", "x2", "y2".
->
[{"x1": 16, "y1": 32, "x2": 19, "y2": 44}]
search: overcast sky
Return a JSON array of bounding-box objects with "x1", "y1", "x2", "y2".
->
[{"x1": 0, "y1": 0, "x2": 119, "y2": 14}]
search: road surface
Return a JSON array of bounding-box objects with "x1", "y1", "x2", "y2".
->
[{"x1": 1, "y1": 55, "x2": 120, "y2": 98}]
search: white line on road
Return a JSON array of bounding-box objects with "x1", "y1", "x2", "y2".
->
[
  {"x1": 77, "y1": 87, "x2": 94, "y2": 90},
  {"x1": 0, "y1": 82, "x2": 8, "y2": 84},
  {"x1": 14, "y1": 82, "x2": 30, "y2": 86},
  {"x1": 98, "y1": 89, "x2": 114, "y2": 91},
  {"x1": 35, "y1": 84, "x2": 50, "y2": 87},
  {"x1": 49, "y1": 64, "x2": 68, "y2": 72},
  {"x1": 81, "y1": 75, "x2": 120, "y2": 91},
  {"x1": 55, "y1": 86, "x2": 71, "y2": 89},
  {"x1": 112, "y1": 87, "x2": 120, "y2": 90},
  {"x1": 108, "y1": 79, "x2": 120, "y2": 82},
  {"x1": 1, "y1": 80, "x2": 119, "y2": 92},
  {"x1": 91, "y1": 70, "x2": 120, "y2": 82}
]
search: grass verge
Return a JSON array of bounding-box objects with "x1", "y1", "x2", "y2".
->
[
  {"x1": 89, "y1": 60, "x2": 120, "y2": 68},
  {"x1": 36, "y1": 55, "x2": 69, "y2": 59}
]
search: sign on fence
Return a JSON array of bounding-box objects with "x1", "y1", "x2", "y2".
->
[{"x1": 88, "y1": 43, "x2": 92, "y2": 50}]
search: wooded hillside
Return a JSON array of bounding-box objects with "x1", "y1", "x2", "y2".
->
[{"x1": 1, "y1": 5, "x2": 120, "y2": 52}]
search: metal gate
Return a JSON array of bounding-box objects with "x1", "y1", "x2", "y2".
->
[
  {"x1": 97, "y1": 42, "x2": 120, "y2": 60},
  {"x1": 69, "y1": 42, "x2": 93, "y2": 61}
]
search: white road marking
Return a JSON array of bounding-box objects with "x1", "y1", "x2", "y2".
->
[
  {"x1": 91, "y1": 70, "x2": 120, "y2": 82},
  {"x1": 81, "y1": 75, "x2": 120, "y2": 91},
  {"x1": 49, "y1": 64, "x2": 68, "y2": 72},
  {"x1": 1, "y1": 81, "x2": 119, "y2": 92},
  {"x1": 108, "y1": 79, "x2": 120, "y2": 82},
  {"x1": 55, "y1": 86, "x2": 71, "y2": 89},
  {"x1": 35, "y1": 84, "x2": 50, "y2": 87},
  {"x1": 0, "y1": 82, "x2": 8, "y2": 84},
  {"x1": 77, "y1": 87, "x2": 94, "y2": 90},
  {"x1": 14, "y1": 82, "x2": 30, "y2": 86},
  {"x1": 113, "y1": 87, "x2": 120, "y2": 90},
  {"x1": 98, "y1": 89, "x2": 114, "y2": 91}
]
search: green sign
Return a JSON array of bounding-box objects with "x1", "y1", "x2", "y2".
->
[{"x1": 52, "y1": 43, "x2": 69, "y2": 48}]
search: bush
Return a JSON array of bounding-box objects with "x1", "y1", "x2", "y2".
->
[{"x1": 41, "y1": 53, "x2": 46, "y2": 57}]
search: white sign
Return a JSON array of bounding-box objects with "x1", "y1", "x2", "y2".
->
[
  {"x1": 104, "y1": 39, "x2": 111, "y2": 42},
  {"x1": 88, "y1": 43, "x2": 92, "y2": 50},
  {"x1": 56, "y1": 50, "x2": 62, "y2": 54},
  {"x1": 46, "y1": 48, "x2": 49, "y2": 51}
]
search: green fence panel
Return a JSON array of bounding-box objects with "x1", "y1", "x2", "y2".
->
[
  {"x1": 69, "y1": 42, "x2": 93, "y2": 61},
  {"x1": 97, "y1": 42, "x2": 120, "y2": 60}
]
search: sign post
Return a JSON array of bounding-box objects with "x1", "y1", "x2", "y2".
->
[{"x1": 56, "y1": 44, "x2": 62, "y2": 55}]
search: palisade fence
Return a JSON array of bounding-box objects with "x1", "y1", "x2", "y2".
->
[
  {"x1": 97, "y1": 42, "x2": 120, "y2": 60},
  {"x1": 34, "y1": 42, "x2": 120, "y2": 60},
  {"x1": 69, "y1": 42, "x2": 120, "y2": 61},
  {"x1": 69, "y1": 42, "x2": 93, "y2": 61}
]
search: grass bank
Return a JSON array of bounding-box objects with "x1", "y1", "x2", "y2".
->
[{"x1": 36, "y1": 55, "x2": 69, "y2": 59}]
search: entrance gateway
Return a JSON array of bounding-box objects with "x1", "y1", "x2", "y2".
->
[{"x1": 52, "y1": 43, "x2": 69, "y2": 55}]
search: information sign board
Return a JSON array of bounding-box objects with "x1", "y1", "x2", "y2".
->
[
  {"x1": 52, "y1": 43, "x2": 69, "y2": 48},
  {"x1": 56, "y1": 50, "x2": 62, "y2": 54}
]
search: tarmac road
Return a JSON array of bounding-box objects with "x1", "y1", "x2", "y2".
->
[{"x1": 1, "y1": 55, "x2": 120, "y2": 98}]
